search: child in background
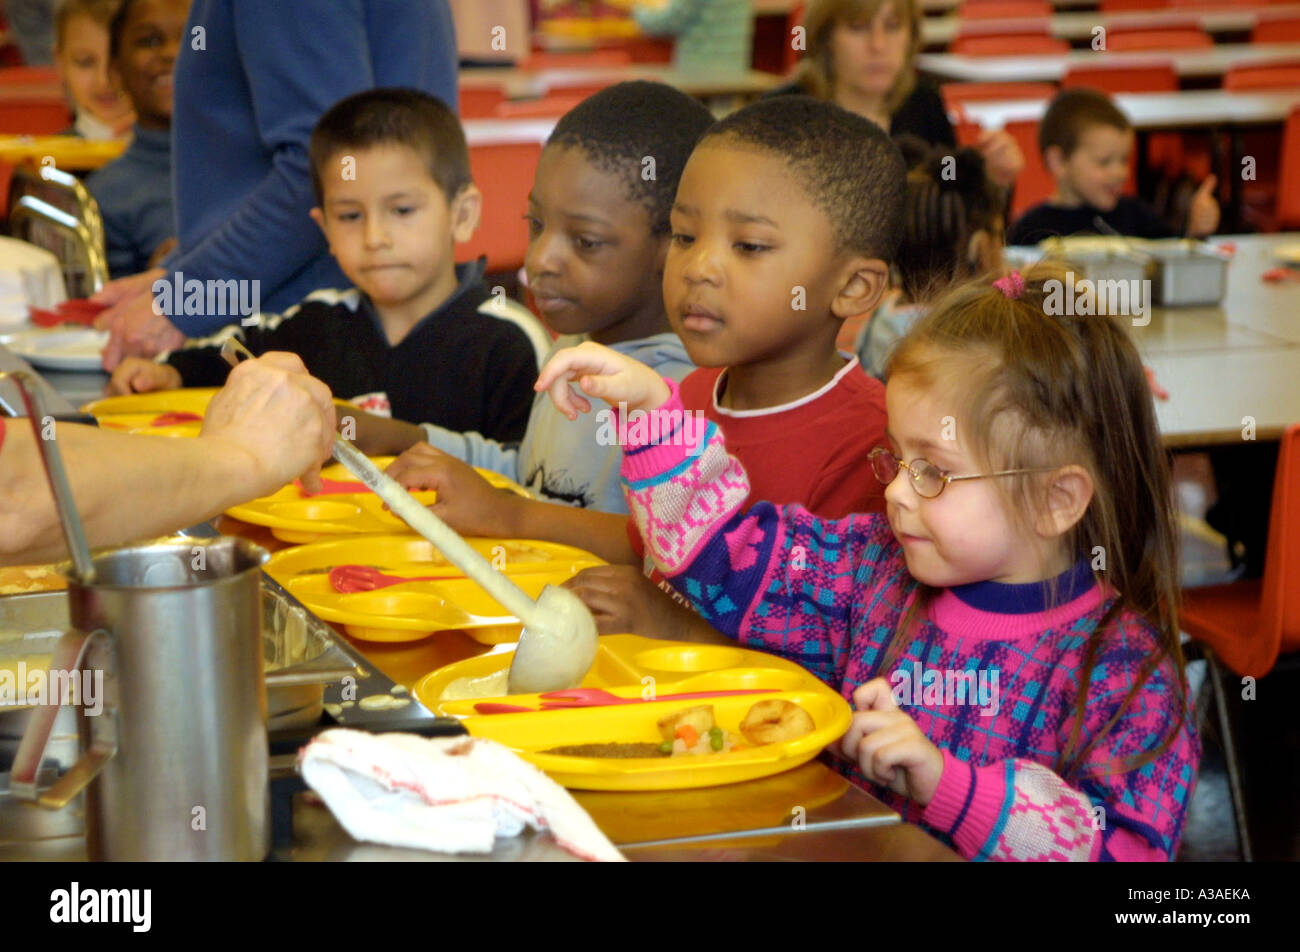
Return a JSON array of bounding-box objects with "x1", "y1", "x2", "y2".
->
[
  {"x1": 857, "y1": 135, "x2": 1004, "y2": 379},
  {"x1": 361, "y1": 82, "x2": 704, "y2": 514},
  {"x1": 107, "y1": 88, "x2": 537, "y2": 444},
  {"x1": 388, "y1": 96, "x2": 903, "y2": 639},
  {"x1": 85, "y1": 0, "x2": 188, "y2": 278},
  {"x1": 54, "y1": 0, "x2": 133, "y2": 139},
  {"x1": 1008, "y1": 88, "x2": 1218, "y2": 245},
  {"x1": 536, "y1": 263, "x2": 1200, "y2": 861}
]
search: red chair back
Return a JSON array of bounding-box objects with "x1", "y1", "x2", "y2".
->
[
  {"x1": 461, "y1": 139, "x2": 543, "y2": 274},
  {"x1": 459, "y1": 85, "x2": 507, "y2": 119},
  {"x1": 950, "y1": 34, "x2": 1070, "y2": 56},
  {"x1": 1224, "y1": 60, "x2": 1300, "y2": 91},
  {"x1": 1105, "y1": 29, "x2": 1214, "y2": 51},
  {"x1": 1252, "y1": 17, "x2": 1300, "y2": 43},
  {"x1": 0, "y1": 98, "x2": 71, "y2": 134},
  {"x1": 1061, "y1": 63, "x2": 1178, "y2": 93},
  {"x1": 0, "y1": 66, "x2": 60, "y2": 85},
  {"x1": 1278, "y1": 105, "x2": 1300, "y2": 230},
  {"x1": 1262, "y1": 425, "x2": 1300, "y2": 658},
  {"x1": 941, "y1": 81, "x2": 1057, "y2": 108},
  {"x1": 958, "y1": 0, "x2": 1051, "y2": 18},
  {"x1": 1005, "y1": 118, "x2": 1057, "y2": 222}
]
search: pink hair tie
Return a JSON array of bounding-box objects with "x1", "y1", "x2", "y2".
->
[{"x1": 994, "y1": 270, "x2": 1025, "y2": 299}]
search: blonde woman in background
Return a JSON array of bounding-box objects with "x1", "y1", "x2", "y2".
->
[{"x1": 772, "y1": 0, "x2": 1023, "y2": 188}]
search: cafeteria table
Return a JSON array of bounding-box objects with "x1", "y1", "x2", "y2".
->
[
  {"x1": 458, "y1": 64, "x2": 780, "y2": 106},
  {"x1": 917, "y1": 43, "x2": 1300, "y2": 84},
  {"x1": 921, "y1": 5, "x2": 1300, "y2": 47},
  {"x1": 1009, "y1": 233, "x2": 1300, "y2": 447}
]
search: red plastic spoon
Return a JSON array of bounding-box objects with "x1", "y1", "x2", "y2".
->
[{"x1": 328, "y1": 564, "x2": 463, "y2": 593}]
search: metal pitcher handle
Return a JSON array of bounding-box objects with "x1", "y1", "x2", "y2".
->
[{"x1": 9, "y1": 627, "x2": 117, "y2": 809}]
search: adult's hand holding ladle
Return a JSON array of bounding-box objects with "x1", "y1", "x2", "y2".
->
[{"x1": 218, "y1": 339, "x2": 598, "y2": 694}]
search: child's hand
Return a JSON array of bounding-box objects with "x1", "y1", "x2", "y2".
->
[
  {"x1": 1188, "y1": 175, "x2": 1220, "y2": 237},
  {"x1": 106, "y1": 357, "x2": 182, "y2": 395},
  {"x1": 384, "y1": 442, "x2": 524, "y2": 538},
  {"x1": 535, "y1": 341, "x2": 671, "y2": 419},
  {"x1": 838, "y1": 678, "x2": 944, "y2": 806},
  {"x1": 976, "y1": 128, "x2": 1025, "y2": 189},
  {"x1": 562, "y1": 564, "x2": 704, "y2": 639}
]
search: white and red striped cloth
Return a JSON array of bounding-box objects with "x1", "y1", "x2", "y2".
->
[{"x1": 298, "y1": 730, "x2": 624, "y2": 862}]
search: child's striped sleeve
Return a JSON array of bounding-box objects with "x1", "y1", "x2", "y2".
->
[{"x1": 620, "y1": 382, "x2": 894, "y2": 683}]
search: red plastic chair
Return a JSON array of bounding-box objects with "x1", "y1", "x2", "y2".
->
[
  {"x1": 0, "y1": 97, "x2": 71, "y2": 134},
  {"x1": 958, "y1": 0, "x2": 1052, "y2": 18},
  {"x1": 941, "y1": 81, "x2": 1057, "y2": 109},
  {"x1": 1224, "y1": 60, "x2": 1300, "y2": 91},
  {"x1": 459, "y1": 85, "x2": 507, "y2": 119},
  {"x1": 950, "y1": 34, "x2": 1070, "y2": 56},
  {"x1": 460, "y1": 139, "x2": 543, "y2": 274},
  {"x1": 1105, "y1": 28, "x2": 1214, "y2": 52},
  {"x1": 0, "y1": 66, "x2": 60, "y2": 85},
  {"x1": 1181, "y1": 424, "x2": 1300, "y2": 678},
  {"x1": 1061, "y1": 64, "x2": 1178, "y2": 93},
  {"x1": 1278, "y1": 105, "x2": 1300, "y2": 230},
  {"x1": 1004, "y1": 118, "x2": 1057, "y2": 222},
  {"x1": 1252, "y1": 17, "x2": 1300, "y2": 43}
]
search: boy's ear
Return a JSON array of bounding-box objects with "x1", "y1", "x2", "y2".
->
[
  {"x1": 1034, "y1": 464, "x2": 1094, "y2": 540},
  {"x1": 308, "y1": 207, "x2": 328, "y2": 239},
  {"x1": 450, "y1": 184, "x2": 483, "y2": 243},
  {"x1": 830, "y1": 257, "x2": 891, "y2": 321},
  {"x1": 653, "y1": 232, "x2": 670, "y2": 275},
  {"x1": 1043, "y1": 145, "x2": 1067, "y2": 179}
]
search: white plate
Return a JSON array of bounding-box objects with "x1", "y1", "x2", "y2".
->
[
  {"x1": 0, "y1": 326, "x2": 108, "y2": 371},
  {"x1": 1273, "y1": 242, "x2": 1300, "y2": 266}
]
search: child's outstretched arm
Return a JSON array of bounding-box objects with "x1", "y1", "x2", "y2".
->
[{"x1": 537, "y1": 343, "x2": 900, "y2": 683}]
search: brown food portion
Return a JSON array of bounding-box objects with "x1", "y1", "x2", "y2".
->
[{"x1": 540, "y1": 743, "x2": 668, "y2": 759}]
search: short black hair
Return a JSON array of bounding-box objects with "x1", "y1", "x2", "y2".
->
[
  {"x1": 1039, "y1": 88, "x2": 1132, "y2": 158},
  {"x1": 700, "y1": 95, "x2": 905, "y2": 261},
  {"x1": 107, "y1": 0, "x2": 136, "y2": 61},
  {"x1": 309, "y1": 88, "x2": 471, "y2": 205},
  {"x1": 546, "y1": 81, "x2": 715, "y2": 236}
]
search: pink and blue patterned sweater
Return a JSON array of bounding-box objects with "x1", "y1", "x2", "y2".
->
[{"x1": 621, "y1": 382, "x2": 1200, "y2": 862}]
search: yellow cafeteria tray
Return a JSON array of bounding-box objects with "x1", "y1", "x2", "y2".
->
[
  {"x1": 263, "y1": 534, "x2": 604, "y2": 643},
  {"x1": 414, "y1": 635, "x2": 854, "y2": 791},
  {"x1": 225, "y1": 457, "x2": 531, "y2": 543},
  {"x1": 82, "y1": 387, "x2": 221, "y2": 419}
]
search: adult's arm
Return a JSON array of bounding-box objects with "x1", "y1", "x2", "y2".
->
[{"x1": 0, "y1": 354, "x2": 335, "y2": 564}]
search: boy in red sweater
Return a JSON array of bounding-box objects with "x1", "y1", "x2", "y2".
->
[{"x1": 389, "y1": 96, "x2": 904, "y2": 638}]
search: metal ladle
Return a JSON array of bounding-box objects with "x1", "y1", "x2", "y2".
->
[{"x1": 218, "y1": 340, "x2": 598, "y2": 694}]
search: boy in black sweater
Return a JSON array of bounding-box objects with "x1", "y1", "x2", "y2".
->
[
  {"x1": 107, "y1": 88, "x2": 540, "y2": 444},
  {"x1": 1008, "y1": 88, "x2": 1219, "y2": 245}
]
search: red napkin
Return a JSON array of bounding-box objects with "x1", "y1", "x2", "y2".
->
[{"x1": 28, "y1": 299, "x2": 109, "y2": 328}]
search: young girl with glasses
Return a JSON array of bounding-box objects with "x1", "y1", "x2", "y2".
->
[{"x1": 536, "y1": 265, "x2": 1199, "y2": 861}]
